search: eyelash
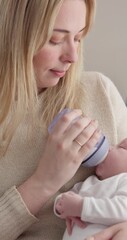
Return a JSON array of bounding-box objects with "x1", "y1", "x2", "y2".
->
[
  {"x1": 49, "y1": 40, "x2": 62, "y2": 45},
  {"x1": 49, "y1": 38, "x2": 81, "y2": 46}
]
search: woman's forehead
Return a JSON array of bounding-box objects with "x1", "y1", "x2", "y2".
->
[{"x1": 54, "y1": 0, "x2": 86, "y2": 34}]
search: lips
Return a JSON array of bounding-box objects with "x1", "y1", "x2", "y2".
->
[
  {"x1": 50, "y1": 69, "x2": 68, "y2": 77},
  {"x1": 50, "y1": 69, "x2": 66, "y2": 78}
]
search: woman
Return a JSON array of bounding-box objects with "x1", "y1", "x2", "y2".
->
[{"x1": 0, "y1": 0, "x2": 127, "y2": 239}]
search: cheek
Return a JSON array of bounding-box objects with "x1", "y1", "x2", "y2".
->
[
  {"x1": 96, "y1": 165, "x2": 110, "y2": 179},
  {"x1": 33, "y1": 48, "x2": 56, "y2": 70},
  {"x1": 96, "y1": 159, "x2": 112, "y2": 179},
  {"x1": 98, "y1": 159, "x2": 118, "y2": 179}
]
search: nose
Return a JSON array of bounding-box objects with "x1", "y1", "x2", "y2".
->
[{"x1": 61, "y1": 42, "x2": 78, "y2": 63}]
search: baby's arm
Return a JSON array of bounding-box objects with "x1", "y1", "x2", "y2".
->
[
  {"x1": 54, "y1": 191, "x2": 86, "y2": 235},
  {"x1": 81, "y1": 175, "x2": 127, "y2": 226}
]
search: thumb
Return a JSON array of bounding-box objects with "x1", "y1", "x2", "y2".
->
[{"x1": 85, "y1": 223, "x2": 122, "y2": 240}]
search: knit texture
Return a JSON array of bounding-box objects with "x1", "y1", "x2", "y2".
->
[
  {"x1": 0, "y1": 187, "x2": 37, "y2": 239},
  {"x1": 0, "y1": 72, "x2": 127, "y2": 239}
]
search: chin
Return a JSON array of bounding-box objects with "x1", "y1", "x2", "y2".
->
[{"x1": 40, "y1": 78, "x2": 60, "y2": 89}]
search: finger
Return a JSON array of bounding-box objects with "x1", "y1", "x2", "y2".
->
[
  {"x1": 85, "y1": 223, "x2": 122, "y2": 240},
  {"x1": 65, "y1": 116, "x2": 92, "y2": 141},
  {"x1": 76, "y1": 120, "x2": 99, "y2": 145},
  {"x1": 80, "y1": 129, "x2": 101, "y2": 157},
  {"x1": 71, "y1": 217, "x2": 86, "y2": 228},
  {"x1": 66, "y1": 217, "x2": 73, "y2": 235},
  {"x1": 50, "y1": 109, "x2": 82, "y2": 135}
]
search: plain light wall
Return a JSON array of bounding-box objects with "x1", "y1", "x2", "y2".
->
[{"x1": 84, "y1": 0, "x2": 127, "y2": 102}]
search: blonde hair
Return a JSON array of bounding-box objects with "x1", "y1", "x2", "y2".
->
[{"x1": 0, "y1": 0, "x2": 96, "y2": 156}]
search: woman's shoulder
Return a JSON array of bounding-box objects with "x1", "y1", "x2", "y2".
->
[
  {"x1": 80, "y1": 71, "x2": 123, "y2": 101},
  {"x1": 80, "y1": 71, "x2": 127, "y2": 144},
  {"x1": 81, "y1": 71, "x2": 113, "y2": 89}
]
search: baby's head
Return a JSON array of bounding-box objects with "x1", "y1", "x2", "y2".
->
[{"x1": 95, "y1": 138, "x2": 127, "y2": 180}]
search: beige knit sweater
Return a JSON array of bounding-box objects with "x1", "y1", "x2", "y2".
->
[{"x1": 0, "y1": 72, "x2": 127, "y2": 240}]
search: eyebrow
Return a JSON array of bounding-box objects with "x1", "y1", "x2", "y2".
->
[{"x1": 53, "y1": 26, "x2": 86, "y2": 34}]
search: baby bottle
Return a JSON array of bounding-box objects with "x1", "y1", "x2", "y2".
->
[{"x1": 48, "y1": 109, "x2": 109, "y2": 167}]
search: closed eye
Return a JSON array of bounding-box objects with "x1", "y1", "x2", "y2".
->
[{"x1": 49, "y1": 40, "x2": 62, "y2": 45}]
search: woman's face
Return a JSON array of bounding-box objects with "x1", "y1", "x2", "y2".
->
[{"x1": 33, "y1": 0, "x2": 86, "y2": 91}]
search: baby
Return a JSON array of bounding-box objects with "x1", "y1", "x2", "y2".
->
[{"x1": 54, "y1": 138, "x2": 127, "y2": 240}]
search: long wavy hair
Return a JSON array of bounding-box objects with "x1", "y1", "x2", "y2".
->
[{"x1": 0, "y1": 0, "x2": 96, "y2": 156}]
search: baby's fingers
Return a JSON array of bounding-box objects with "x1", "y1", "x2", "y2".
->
[
  {"x1": 71, "y1": 217, "x2": 86, "y2": 229},
  {"x1": 66, "y1": 217, "x2": 74, "y2": 235}
]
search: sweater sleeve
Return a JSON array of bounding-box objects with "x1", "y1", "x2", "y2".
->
[{"x1": 0, "y1": 186, "x2": 38, "y2": 240}]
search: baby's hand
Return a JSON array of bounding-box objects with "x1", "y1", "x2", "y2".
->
[
  {"x1": 66, "y1": 216, "x2": 87, "y2": 235},
  {"x1": 55, "y1": 191, "x2": 83, "y2": 218}
]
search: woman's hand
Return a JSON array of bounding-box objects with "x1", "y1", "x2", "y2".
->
[
  {"x1": 85, "y1": 222, "x2": 127, "y2": 240},
  {"x1": 18, "y1": 109, "x2": 101, "y2": 215},
  {"x1": 35, "y1": 109, "x2": 100, "y2": 193}
]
